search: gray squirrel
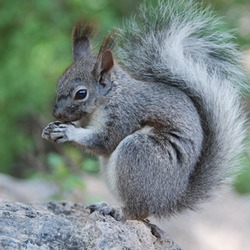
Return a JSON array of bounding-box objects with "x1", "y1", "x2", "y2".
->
[{"x1": 42, "y1": 0, "x2": 246, "y2": 221}]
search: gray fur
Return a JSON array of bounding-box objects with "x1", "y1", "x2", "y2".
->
[{"x1": 42, "y1": 0, "x2": 246, "y2": 220}]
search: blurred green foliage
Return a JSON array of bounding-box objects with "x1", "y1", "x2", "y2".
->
[
  {"x1": 0, "y1": 0, "x2": 250, "y2": 193},
  {"x1": 40, "y1": 152, "x2": 85, "y2": 200},
  {"x1": 234, "y1": 154, "x2": 250, "y2": 194}
]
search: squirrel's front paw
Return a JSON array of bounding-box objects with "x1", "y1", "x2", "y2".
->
[
  {"x1": 87, "y1": 202, "x2": 125, "y2": 221},
  {"x1": 41, "y1": 121, "x2": 75, "y2": 143}
]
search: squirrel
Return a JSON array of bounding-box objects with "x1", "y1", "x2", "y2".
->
[{"x1": 42, "y1": 0, "x2": 246, "y2": 221}]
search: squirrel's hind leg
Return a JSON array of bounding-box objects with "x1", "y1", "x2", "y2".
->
[{"x1": 103, "y1": 127, "x2": 192, "y2": 219}]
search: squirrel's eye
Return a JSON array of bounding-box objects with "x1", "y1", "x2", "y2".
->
[{"x1": 74, "y1": 89, "x2": 88, "y2": 101}]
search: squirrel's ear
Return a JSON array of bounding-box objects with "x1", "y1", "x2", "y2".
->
[
  {"x1": 93, "y1": 49, "x2": 114, "y2": 95},
  {"x1": 72, "y1": 21, "x2": 94, "y2": 62},
  {"x1": 100, "y1": 50, "x2": 114, "y2": 73},
  {"x1": 93, "y1": 34, "x2": 115, "y2": 77}
]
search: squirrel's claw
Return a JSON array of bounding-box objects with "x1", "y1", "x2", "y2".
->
[
  {"x1": 41, "y1": 121, "x2": 72, "y2": 143},
  {"x1": 86, "y1": 202, "x2": 125, "y2": 221}
]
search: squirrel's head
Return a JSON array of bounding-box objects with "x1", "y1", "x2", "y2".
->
[{"x1": 53, "y1": 22, "x2": 115, "y2": 123}]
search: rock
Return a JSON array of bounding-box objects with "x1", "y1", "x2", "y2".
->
[{"x1": 0, "y1": 201, "x2": 181, "y2": 250}]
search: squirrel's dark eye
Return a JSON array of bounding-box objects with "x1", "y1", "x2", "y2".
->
[{"x1": 74, "y1": 89, "x2": 88, "y2": 101}]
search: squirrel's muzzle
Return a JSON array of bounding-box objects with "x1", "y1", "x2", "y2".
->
[{"x1": 53, "y1": 103, "x2": 82, "y2": 123}]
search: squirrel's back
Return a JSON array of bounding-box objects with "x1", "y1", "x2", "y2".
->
[{"x1": 115, "y1": 0, "x2": 246, "y2": 209}]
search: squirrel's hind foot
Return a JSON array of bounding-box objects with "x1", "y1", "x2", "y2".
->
[{"x1": 86, "y1": 201, "x2": 125, "y2": 221}]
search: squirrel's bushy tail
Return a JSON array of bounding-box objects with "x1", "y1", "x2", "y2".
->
[{"x1": 116, "y1": 0, "x2": 246, "y2": 208}]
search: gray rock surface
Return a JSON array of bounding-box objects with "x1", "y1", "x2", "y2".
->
[
  {"x1": 1, "y1": 173, "x2": 250, "y2": 249},
  {"x1": 0, "y1": 201, "x2": 181, "y2": 250}
]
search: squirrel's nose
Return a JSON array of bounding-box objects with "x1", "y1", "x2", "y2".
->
[{"x1": 53, "y1": 104, "x2": 62, "y2": 120}]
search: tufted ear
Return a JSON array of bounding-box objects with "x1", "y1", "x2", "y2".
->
[
  {"x1": 72, "y1": 21, "x2": 94, "y2": 62},
  {"x1": 93, "y1": 34, "x2": 115, "y2": 77},
  {"x1": 100, "y1": 50, "x2": 114, "y2": 74},
  {"x1": 94, "y1": 49, "x2": 114, "y2": 95},
  {"x1": 92, "y1": 34, "x2": 115, "y2": 95}
]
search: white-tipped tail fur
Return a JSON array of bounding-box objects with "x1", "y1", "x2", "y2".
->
[{"x1": 116, "y1": 0, "x2": 247, "y2": 205}]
